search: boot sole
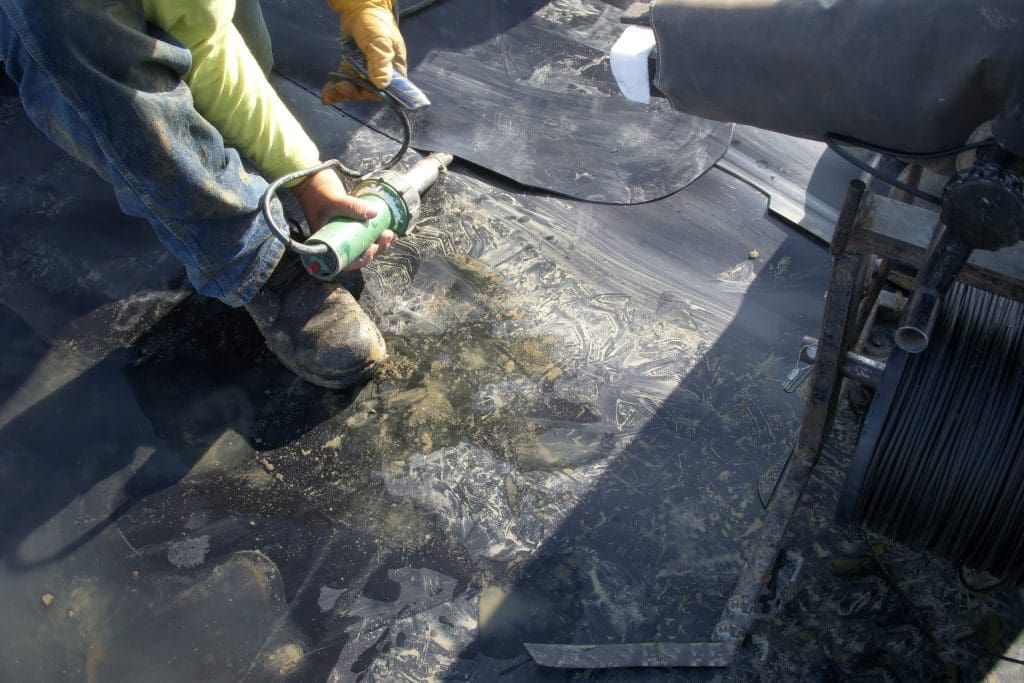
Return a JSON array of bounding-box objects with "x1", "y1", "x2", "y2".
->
[{"x1": 274, "y1": 352, "x2": 385, "y2": 390}]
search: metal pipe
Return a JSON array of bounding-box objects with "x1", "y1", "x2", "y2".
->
[
  {"x1": 896, "y1": 221, "x2": 972, "y2": 353},
  {"x1": 800, "y1": 337, "x2": 886, "y2": 388},
  {"x1": 843, "y1": 353, "x2": 887, "y2": 388}
]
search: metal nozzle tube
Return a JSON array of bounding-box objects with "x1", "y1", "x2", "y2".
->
[{"x1": 404, "y1": 152, "x2": 454, "y2": 195}]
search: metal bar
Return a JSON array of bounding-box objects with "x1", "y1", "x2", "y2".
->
[
  {"x1": 852, "y1": 228, "x2": 1024, "y2": 301},
  {"x1": 854, "y1": 258, "x2": 891, "y2": 348},
  {"x1": 888, "y1": 163, "x2": 923, "y2": 205},
  {"x1": 829, "y1": 181, "x2": 866, "y2": 257},
  {"x1": 841, "y1": 353, "x2": 885, "y2": 388},
  {"x1": 700, "y1": 180, "x2": 870, "y2": 661},
  {"x1": 845, "y1": 193, "x2": 1024, "y2": 302},
  {"x1": 800, "y1": 338, "x2": 886, "y2": 388}
]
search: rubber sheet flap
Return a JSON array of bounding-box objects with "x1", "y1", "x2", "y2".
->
[{"x1": 262, "y1": 0, "x2": 733, "y2": 204}]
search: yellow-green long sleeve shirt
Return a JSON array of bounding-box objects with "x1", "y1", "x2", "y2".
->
[{"x1": 141, "y1": 0, "x2": 320, "y2": 182}]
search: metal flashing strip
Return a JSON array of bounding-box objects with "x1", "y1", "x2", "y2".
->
[
  {"x1": 262, "y1": 0, "x2": 733, "y2": 204},
  {"x1": 715, "y1": 126, "x2": 862, "y2": 244}
]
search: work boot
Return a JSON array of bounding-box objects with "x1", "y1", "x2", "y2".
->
[{"x1": 245, "y1": 253, "x2": 386, "y2": 388}]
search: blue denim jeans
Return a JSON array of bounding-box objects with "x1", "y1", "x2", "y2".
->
[{"x1": 0, "y1": 0, "x2": 286, "y2": 307}]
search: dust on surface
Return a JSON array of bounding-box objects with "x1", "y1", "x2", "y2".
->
[{"x1": 248, "y1": 191, "x2": 814, "y2": 676}]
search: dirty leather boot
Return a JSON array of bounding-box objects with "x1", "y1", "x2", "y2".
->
[{"x1": 245, "y1": 253, "x2": 386, "y2": 388}]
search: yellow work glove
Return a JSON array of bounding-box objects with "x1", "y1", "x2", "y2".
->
[{"x1": 321, "y1": 0, "x2": 408, "y2": 104}]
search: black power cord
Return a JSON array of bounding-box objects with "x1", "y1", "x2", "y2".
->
[
  {"x1": 326, "y1": 71, "x2": 412, "y2": 173},
  {"x1": 826, "y1": 132, "x2": 997, "y2": 161},
  {"x1": 824, "y1": 133, "x2": 997, "y2": 205}
]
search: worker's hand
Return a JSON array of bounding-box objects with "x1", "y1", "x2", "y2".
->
[
  {"x1": 292, "y1": 167, "x2": 398, "y2": 270},
  {"x1": 321, "y1": 0, "x2": 407, "y2": 104}
]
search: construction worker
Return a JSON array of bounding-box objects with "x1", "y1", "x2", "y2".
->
[{"x1": 0, "y1": 0, "x2": 406, "y2": 389}]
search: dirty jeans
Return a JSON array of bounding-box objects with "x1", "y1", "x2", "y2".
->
[{"x1": 0, "y1": 0, "x2": 286, "y2": 307}]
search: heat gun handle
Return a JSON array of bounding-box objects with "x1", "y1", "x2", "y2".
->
[{"x1": 301, "y1": 196, "x2": 395, "y2": 280}]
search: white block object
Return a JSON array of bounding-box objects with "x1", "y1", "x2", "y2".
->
[{"x1": 610, "y1": 26, "x2": 657, "y2": 105}]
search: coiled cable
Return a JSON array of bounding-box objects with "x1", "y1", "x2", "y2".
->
[{"x1": 841, "y1": 282, "x2": 1024, "y2": 584}]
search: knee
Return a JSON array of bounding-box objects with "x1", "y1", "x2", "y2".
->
[{"x1": 2, "y1": 1, "x2": 190, "y2": 90}]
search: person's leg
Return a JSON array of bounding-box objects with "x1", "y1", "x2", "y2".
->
[
  {"x1": 0, "y1": 0, "x2": 283, "y2": 307},
  {"x1": 0, "y1": 0, "x2": 386, "y2": 387}
]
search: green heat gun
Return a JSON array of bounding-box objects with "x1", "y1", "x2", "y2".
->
[{"x1": 261, "y1": 152, "x2": 453, "y2": 280}]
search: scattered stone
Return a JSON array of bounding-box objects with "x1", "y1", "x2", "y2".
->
[
  {"x1": 504, "y1": 474, "x2": 519, "y2": 508},
  {"x1": 167, "y1": 535, "x2": 211, "y2": 568},
  {"x1": 748, "y1": 249, "x2": 760, "y2": 259},
  {"x1": 41, "y1": 593, "x2": 54, "y2": 606},
  {"x1": 67, "y1": 609, "x2": 76, "y2": 619},
  {"x1": 263, "y1": 643, "x2": 304, "y2": 677},
  {"x1": 274, "y1": 473, "x2": 285, "y2": 482},
  {"x1": 318, "y1": 586, "x2": 344, "y2": 612},
  {"x1": 131, "y1": 570, "x2": 140, "y2": 580}
]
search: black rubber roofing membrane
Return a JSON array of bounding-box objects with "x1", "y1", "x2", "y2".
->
[{"x1": 1, "y1": 1, "x2": 1021, "y2": 680}]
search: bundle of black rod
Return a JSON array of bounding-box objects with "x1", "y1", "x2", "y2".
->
[{"x1": 839, "y1": 282, "x2": 1024, "y2": 585}]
